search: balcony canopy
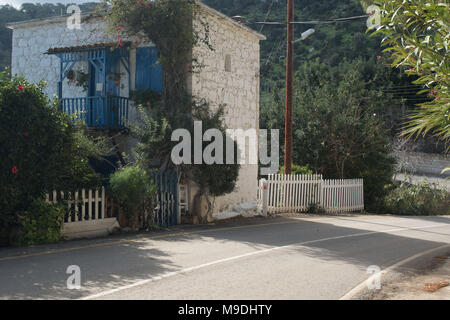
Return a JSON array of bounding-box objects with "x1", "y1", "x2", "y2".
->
[{"x1": 47, "y1": 42, "x2": 131, "y2": 130}]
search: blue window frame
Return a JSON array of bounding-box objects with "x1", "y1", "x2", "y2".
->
[{"x1": 135, "y1": 47, "x2": 163, "y2": 93}]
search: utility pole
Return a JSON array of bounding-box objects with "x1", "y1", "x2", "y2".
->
[{"x1": 284, "y1": 0, "x2": 294, "y2": 174}]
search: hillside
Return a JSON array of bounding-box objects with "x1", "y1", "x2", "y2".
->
[
  {"x1": 0, "y1": 0, "x2": 388, "y2": 78},
  {"x1": 0, "y1": 1, "x2": 431, "y2": 138}
]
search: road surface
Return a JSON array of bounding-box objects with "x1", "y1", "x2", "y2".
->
[{"x1": 0, "y1": 215, "x2": 449, "y2": 300}]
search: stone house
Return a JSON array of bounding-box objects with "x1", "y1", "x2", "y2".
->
[{"x1": 7, "y1": 2, "x2": 266, "y2": 222}]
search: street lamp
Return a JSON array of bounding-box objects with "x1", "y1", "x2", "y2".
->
[{"x1": 293, "y1": 29, "x2": 315, "y2": 43}]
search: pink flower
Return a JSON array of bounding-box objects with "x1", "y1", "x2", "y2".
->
[
  {"x1": 11, "y1": 166, "x2": 18, "y2": 175},
  {"x1": 147, "y1": 101, "x2": 151, "y2": 106},
  {"x1": 116, "y1": 26, "x2": 121, "y2": 30},
  {"x1": 377, "y1": 56, "x2": 381, "y2": 60}
]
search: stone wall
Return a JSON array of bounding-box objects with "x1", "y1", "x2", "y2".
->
[
  {"x1": 190, "y1": 8, "x2": 264, "y2": 218},
  {"x1": 10, "y1": 7, "x2": 265, "y2": 220},
  {"x1": 11, "y1": 17, "x2": 115, "y2": 98},
  {"x1": 396, "y1": 151, "x2": 450, "y2": 177}
]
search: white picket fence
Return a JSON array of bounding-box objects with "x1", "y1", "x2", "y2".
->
[
  {"x1": 258, "y1": 174, "x2": 364, "y2": 214},
  {"x1": 46, "y1": 187, "x2": 106, "y2": 223}
]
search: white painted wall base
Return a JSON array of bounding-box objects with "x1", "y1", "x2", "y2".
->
[
  {"x1": 62, "y1": 218, "x2": 120, "y2": 240},
  {"x1": 212, "y1": 201, "x2": 259, "y2": 220}
]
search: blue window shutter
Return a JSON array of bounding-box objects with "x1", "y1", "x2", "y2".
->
[
  {"x1": 149, "y1": 48, "x2": 163, "y2": 93},
  {"x1": 106, "y1": 49, "x2": 121, "y2": 96},
  {"x1": 135, "y1": 47, "x2": 151, "y2": 91},
  {"x1": 135, "y1": 47, "x2": 163, "y2": 93}
]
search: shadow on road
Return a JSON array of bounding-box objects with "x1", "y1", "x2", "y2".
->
[{"x1": 0, "y1": 215, "x2": 448, "y2": 299}]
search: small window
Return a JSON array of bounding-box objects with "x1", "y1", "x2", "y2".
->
[{"x1": 225, "y1": 54, "x2": 232, "y2": 72}]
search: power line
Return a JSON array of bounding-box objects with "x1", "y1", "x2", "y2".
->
[
  {"x1": 259, "y1": 0, "x2": 276, "y2": 33},
  {"x1": 250, "y1": 14, "x2": 370, "y2": 26},
  {"x1": 382, "y1": 84, "x2": 423, "y2": 89}
]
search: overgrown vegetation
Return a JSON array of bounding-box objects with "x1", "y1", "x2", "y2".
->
[
  {"x1": 372, "y1": 0, "x2": 449, "y2": 171},
  {"x1": 9, "y1": 198, "x2": 65, "y2": 246},
  {"x1": 262, "y1": 60, "x2": 397, "y2": 211},
  {"x1": 384, "y1": 180, "x2": 449, "y2": 216},
  {"x1": 279, "y1": 164, "x2": 313, "y2": 176},
  {"x1": 103, "y1": 0, "x2": 240, "y2": 221},
  {"x1": 109, "y1": 165, "x2": 157, "y2": 228},
  {"x1": 0, "y1": 70, "x2": 104, "y2": 245}
]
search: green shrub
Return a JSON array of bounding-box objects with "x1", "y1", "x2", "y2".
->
[
  {"x1": 0, "y1": 72, "x2": 101, "y2": 235},
  {"x1": 384, "y1": 181, "x2": 450, "y2": 216},
  {"x1": 279, "y1": 164, "x2": 314, "y2": 175},
  {"x1": 10, "y1": 198, "x2": 65, "y2": 246},
  {"x1": 109, "y1": 165, "x2": 157, "y2": 223},
  {"x1": 307, "y1": 203, "x2": 326, "y2": 214}
]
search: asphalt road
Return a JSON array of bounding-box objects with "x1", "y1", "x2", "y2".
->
[{"x1": 0, "y1": 215, "x2": 449, "y2": 300}]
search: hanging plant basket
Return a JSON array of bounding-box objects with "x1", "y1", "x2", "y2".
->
[
  {"x1": 114, "y1": 73, "x2": 121, "y2": 86},
  {"x1": 67, "y1": 70, "x2": 75, "y2": 81}
]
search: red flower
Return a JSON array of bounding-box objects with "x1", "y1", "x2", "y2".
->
[
  {"x1": 11, "y1": 166, "x2": 18, "y2": 175},
  {"x1": 23, "y1": 132, "x2": 28, "y2": 137},
  {"x1": 147, "y1": 101, "x2": 151, "y2": 106},
  {"x1": 17, "y1": 85, "x2": 24, "y2": 91},
  {"x1": 377, "y1": 56, "x2": 381, "y2": 60},
  {"x1": 116, "y1": 26, "x2": 121, "y2": 30}
]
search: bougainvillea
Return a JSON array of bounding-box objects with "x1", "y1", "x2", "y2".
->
[{"x1": 0, "y1": 71, "x2": 101, "y2": 238}]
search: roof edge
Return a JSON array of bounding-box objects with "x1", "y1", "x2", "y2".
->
[
  {"x1": 196, "y1": 1, "x2": 266, "y2": 41},
  {"x1": 6, "y1": 2, "x2": 266, "y2": 41}
]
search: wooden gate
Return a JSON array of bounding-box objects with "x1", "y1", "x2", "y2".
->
[{"x1": 153, "y1": 170, "x2": 180, "y2": 227}]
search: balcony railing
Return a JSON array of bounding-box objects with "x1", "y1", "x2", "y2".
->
[{"x1": 61, "y1": 96, "x2": 129, "y2": 129}]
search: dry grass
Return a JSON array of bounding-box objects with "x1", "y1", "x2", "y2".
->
[{"x1": 423, "y1": 280, "x2": 449, "y2": 293}]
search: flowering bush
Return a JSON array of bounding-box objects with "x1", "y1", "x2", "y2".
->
[{"x1": 0, "y1": 71, "x2": 100, "y2": 242}]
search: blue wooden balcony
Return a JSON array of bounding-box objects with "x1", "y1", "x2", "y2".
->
[
  {"x1": 47, "y1": 42, "x2": 162, "y2": 130},
  {"x1": 62, "y1": 96, "x2": 129, "y2": 129}
]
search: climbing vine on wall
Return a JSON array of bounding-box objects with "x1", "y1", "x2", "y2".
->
[{"x1": 101, "y1": 0, "x2": 239, "y2": 220}]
